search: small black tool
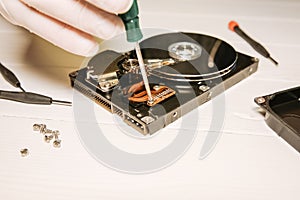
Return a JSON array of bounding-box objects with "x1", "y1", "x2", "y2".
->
[
  {"x1": 0, "y1": 62, "x2": 71, "y2": 106},
  {"x1": 0, "y1": 90, "x2": 71, "y2": 106},
  {"x1": 0, "y1": 62, "x2": 25, "y2": 92},
  {"x1": 228, "y1": 20, "x2": 278, "y2": 65}
]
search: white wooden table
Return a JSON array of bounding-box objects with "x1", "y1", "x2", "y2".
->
[{"x1": 0, "y1": 0, "x2": 299, "y2": 199}]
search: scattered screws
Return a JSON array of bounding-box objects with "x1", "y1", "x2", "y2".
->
[
  {"x1": 21, "y1": 124, "x2": 62, "y2": 158},
  {"x1": 33, "y1": 124, "x2": 47, "y2": 133},
  {"x1": 32, "y1": 124, "x2": 62, "y2": 148},
  {"x1": 20, "y1": 148, "x2": 29, "y2": 157}
]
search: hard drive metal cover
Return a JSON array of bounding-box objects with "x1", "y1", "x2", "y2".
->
[{"x1": 255, "y1": 87, "x2": 300, "y2": 152}]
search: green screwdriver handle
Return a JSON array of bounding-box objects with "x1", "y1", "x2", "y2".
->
[{"x1": 119, "y1": 0, "x2": 143, "y2": 42}]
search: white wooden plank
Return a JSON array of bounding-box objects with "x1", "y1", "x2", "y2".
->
[{"x1": 0, "y1": 0, "x2": 299, "y2": 199}]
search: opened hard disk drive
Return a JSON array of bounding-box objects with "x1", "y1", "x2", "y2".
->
[{"x1": 69, "y1": 32, "x2": 259, "y2": 135}]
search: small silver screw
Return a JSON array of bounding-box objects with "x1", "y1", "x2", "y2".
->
[
  {"x1": 256, "y1": 97, "x2": 266, "y2": 104},
  {"x1": 52, "y1": 130, "x2": 61, "y2": 148},
  {"x1": 42, "y1": 129, "x2": 53, "y2": 135},
  {"x1": 147, "y1": 99, "x2": 155, "y2": 106},
  {"x1": 153, "y1": 85, "x2": 160, "y2": 91},
  {"x1": 33, "y1": 124, "x2": 46, "y2": 132},
  {"x1": 39, "y1": 125, "x2": 47, "y2": 134},
  {"x1": 104, "y1": 82, "x2": 111, "y2": 88},
  {"x1": 173, "y1": 112, "x2": 178, "y2": 118},
  {"x1": 199, "y1": 85, "x2": 210, "y2": 92},
  {"x1": 137, "y1": 113, "x2": 142, "y2": 118},
  {"x1": 33, "y1": 124, "x2": 41, "y2": 131},
  {"x1": 44, "y1": 134, "x2": 54, "y2": 143},
  {"x1": 252, "y1": 57, "x2": 259, "y2": 63},
  {"x1": 52, "y1": 130, "x2": 60, "y2": 137},
  {"x1": 141, "y1": 116, "x2": 155, "y2": 124},
  {"x1": 53, "y1": 139, "x2": 61, "y2": 148},
  {"x1": 249, "y1": 67, "x2": 253, "y2": 73},
  {"x1": 20, "y1": 148, "x2": 29, "y2": 157}
]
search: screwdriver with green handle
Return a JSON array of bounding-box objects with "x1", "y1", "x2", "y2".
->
[
  {"x1": 119, "y1": 0, "x2": 143, "y2": 43},
  {"x1": 119, "y1": 0, "x2": 154, "y2": 104},
  {"x1": 0, "y1": 1, "x2": 146, "y2": 107}
]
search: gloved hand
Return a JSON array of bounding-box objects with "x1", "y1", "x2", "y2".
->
[{"x1": 0, "y1": 0, "x2": 133, "y2": 56}]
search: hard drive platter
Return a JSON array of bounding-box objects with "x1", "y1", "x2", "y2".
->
[{"x1": 70, "y1": 32, "x2": 259, "y2": 135}]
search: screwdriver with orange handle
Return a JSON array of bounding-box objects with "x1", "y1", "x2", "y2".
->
[{"x1": 228, "y1": 20, "x2": 278, "y2": 66}]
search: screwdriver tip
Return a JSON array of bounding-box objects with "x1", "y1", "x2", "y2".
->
[{"x1": 268, "y1": 56, "x2": 278, "y2": 66}]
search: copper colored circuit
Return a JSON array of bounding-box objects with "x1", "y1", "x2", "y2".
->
[
  {"x1": 127, "y1": 81, "x2": 144, "y2": 94},
  {"x1": 128, "y1": 85, "x2": 176, "y2": 106}
]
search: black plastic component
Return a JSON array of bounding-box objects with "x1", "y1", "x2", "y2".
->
[
  {"x1": 0, "y1": 62, "x2": 23, "y2": 89},
  {"x1": 255, "y1": 86, "x2": 300, "y2": 152},
  {"x1": 233, "y1": 26, "x2": 278, "y2": 65},
  {"x1": 0, "y1": 90, "x2": 52, "y2": 105}
]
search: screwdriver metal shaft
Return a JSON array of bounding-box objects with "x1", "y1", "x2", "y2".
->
[
  {"x1": 135, "y1": 42, "x2": 153, "y2": 103},
  {"x1": 52, "y1": 99, "x2": 72, "y2": 106},
  {"x1": 119, "y1": 0, "x2": 153, "y2": 104}
]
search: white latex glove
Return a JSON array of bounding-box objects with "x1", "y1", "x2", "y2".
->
[{"x1": 0, "y1": 0, "x2": 133, "y2": 56}]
